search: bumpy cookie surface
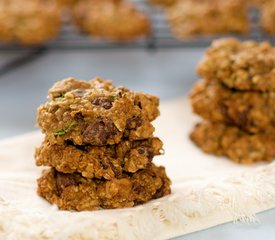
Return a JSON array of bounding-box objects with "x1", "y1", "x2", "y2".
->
[
  {"x1": 190, "y1": 79, "x2": 275, "y2": 133},
  {"x1": 37, "y1": 77, "x2": 159, "y2": 145},
  {"x1": 36, "y1": 137, "x2": 163, "y2": 179},
  {"x1": 190, "y1": 122, "x2": 275, "y2": 164},
  {"x1": 37, "y1": 164, "x2": 171, "y2": 211},
  {"x1": 197, "y1": 38, "x2": 275, "y2": 91}
]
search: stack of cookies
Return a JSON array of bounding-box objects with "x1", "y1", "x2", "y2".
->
[
  {"x1": 35, "y1": 77, "x2": 171, "y2": 211},
  {"x1": 190, "y1": 38, "x2": 275, "y2": 164}
]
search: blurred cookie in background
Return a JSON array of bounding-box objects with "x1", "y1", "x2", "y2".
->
[
  {"x1": 0, "y1": 0, "x2": 61, "y2": 45},
  {"x1": 73, "y1": 0, "x2": 151, "y2": 41},
  {"x1": 260, "y1": 0, "x2": 275, "y2": 34},
  {"x1": 148, "y1": 0, "x2": 176, "y2": 7},
  {"x1": 56, "y1": 0, "x2": 78, "y2": 6},
  {"x1": 166, "y1": 0, "x2": 249, "y2": 39}
]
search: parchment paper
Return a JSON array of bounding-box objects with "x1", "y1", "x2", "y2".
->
[{"x1": 0, "y1": 97, "x2": 274, "y2": 240}]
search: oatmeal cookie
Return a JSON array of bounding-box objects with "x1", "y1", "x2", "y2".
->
[
  {"x1": 37, "y1": 164, "x2": 171, "y2": 211},
  {"x1": 190, "y1": 79, "x2": 275, "y2": 133},
  {"x1": 73, "y1": 0, "x2": 150, "y2": 41},
  {"x1": 197, "y1": 38, "x2": 275, "y2": 91},
  {"x1": 36, "y1": 137, "x2": 163, "y2": 179},
  {"x1": 166, "y1": 0, "x2": 249, "y2": 39},
  {"x1": 56, "y1": 0, "x2": 78, "y2": 7},
  {"x1": 190, "y1": 122, "x2": 275, "y2": 164},
  {"x1": 37, "y1": 77, "x2": 159, "y2": 145},
  {"x1": 252, "y1": 0, "x2": 272, "y2": 6},
  {"x1": 148, "y1": 0, "x2": 176, "y2": 7},
  {"x1": 0, "y1": 0, "x2": 61, "y2": 45},
  {"x1": 260, "y1": 1, "x2": 275, "y2": 34}
]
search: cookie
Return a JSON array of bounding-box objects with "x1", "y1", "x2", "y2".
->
[
  {"x1": 190, "y1": 121, "x2": 275, "y2": 164},
  {"x1": 37, "y1": 164, "x2": 171, "y2": 211},
  {"x1": 190, "y1": 79, "x2": 275, "y2": 133},
  {"x1": 36, "y1": 137, "x2": 163, "y2": 179},
  {"x1": 197, "y1": 38, "x2": 275, "y2": 91},
  {"x1": 0, "y1": 0, "x2": 61, "y2": 45},
  {"x1": 148, "y1": 0, "x2": 176, "y2": 7},
  {"x1": 166, "y1": 0, "x2": 249, "y2": 39},
  {"x1": 73, "y1": 0, "x2": 150, "y2": 41},
  {"x1": 260, "y1": 1, "x2": 275, "y2": 34},
  {"x1": 37, "y1": 77, "x2": 159, "y2": 145},
  {"x1": 56, "y1": 0, "x2": 78, "y2": 7}
]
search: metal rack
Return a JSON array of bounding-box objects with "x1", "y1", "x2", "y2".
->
[
  {"x1": 1, "y1": 2, "x2": 275, "y2": 51},
  {"x1": 0, "y1": 2, "x2": 275, "y2": 76}
]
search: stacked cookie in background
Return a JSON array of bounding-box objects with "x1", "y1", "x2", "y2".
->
[
  {"x1": 35, "y1": 77, "x2": 171, "y2": 211},
  {"x1": 190, "y1": 38, "x2": 275, "y2": 164}
]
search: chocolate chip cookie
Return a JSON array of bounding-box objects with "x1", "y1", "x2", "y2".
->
[
  {"x1": 37, "y1": 77, "x2": 159, "y2": 145},
  {"x1": 36, "y1": 137, "x2": 163, "y2": 179},
  {"x1": 197, "y1": 38, "x2": 275, "y2": 91},
  {"x1": 190, "y1": 79, "x2": 275, "y2": 133},
  {"x1": 37, "y1": 164, "x2": 171, "y2": 211},
  {"x1": 190, "y1": 121, "x2": 275, "y2": 164}
]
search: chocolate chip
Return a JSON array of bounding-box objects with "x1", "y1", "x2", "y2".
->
[
  {"x1": 56, "y1": 173, "x2": 78, "y2": 196},
  {"x1": 137, "y1": 102, "x2": 142, "y2": 109},
  {"x1": 138, "y1": 148, "x2": 145, "y2": 155},
  {"x1": 132, "y1": 182, "x2": 145, "y2": 195},
  {"x1": 92, "y1": 97, "x2": 113, "y2": 110},
  {"x1": 83, "y1": 120, "x2": 117, "y2": 145},
  {"x1": 126, "y1": 116, "x2": 142, "y2": 129},
  {"x1": 237, "y1": 110, "x2": 249, "y2": 128},
  {"x1": 74, "y1": 112, "x2": 84, "y2": 120}
]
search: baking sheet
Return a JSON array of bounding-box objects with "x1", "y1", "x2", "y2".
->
[{"x1": 0, "y1": 97, "x2": 274, "y2": 240}]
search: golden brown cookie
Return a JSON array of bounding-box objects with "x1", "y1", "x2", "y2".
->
[
  {"x1": 36, "y1": 137, "x2": 163, "y2": 179},
  {"x1": 56, "y1": 0, "x2": 78, "y2": 7},
  {"x1": 148, "y1": 0, "x2": 176, "y2": 7},
  {"x1": 197, "y1": 38, "x2": 275, "y2": 91},
  {"x1": 73, "y1": 0, "x2": 151, "y2": 41},
  {"x1": 260, "y1": 1, "x2": 275, "y2": 34},
  {"x1": 37, "y1": 164, "x2": 171, "y2": 211},
  {"x1": 37, "y1": 77, "x2": 159, "y2": 146},
  {"x1": 0, "y1": 0, "x2": 61, "y2": 45},
  {"x1": 190, "y1": 121, "x2": 275, "y2": 164},
  {"x1": 190, "y1": 79, "x2": 275, "y2": 134},
  {"x1": 166, "y1": 0, "x2": 249, "y2": 39}
]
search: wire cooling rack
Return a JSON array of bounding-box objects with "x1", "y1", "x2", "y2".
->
[
  {"x1": 1, "y1": 1, "x2": 275, "y2": 51},
  {"x1": 0, "y1": 1, "x2": 275, "y2": 76}
]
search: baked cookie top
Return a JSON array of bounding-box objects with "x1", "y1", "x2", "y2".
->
[
  {"x1": 197, "y1": 38, "x2": 275, "y2": 91},
  {"x1": 37, "y1": 77, "x2": 159, "y2": 145}
]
